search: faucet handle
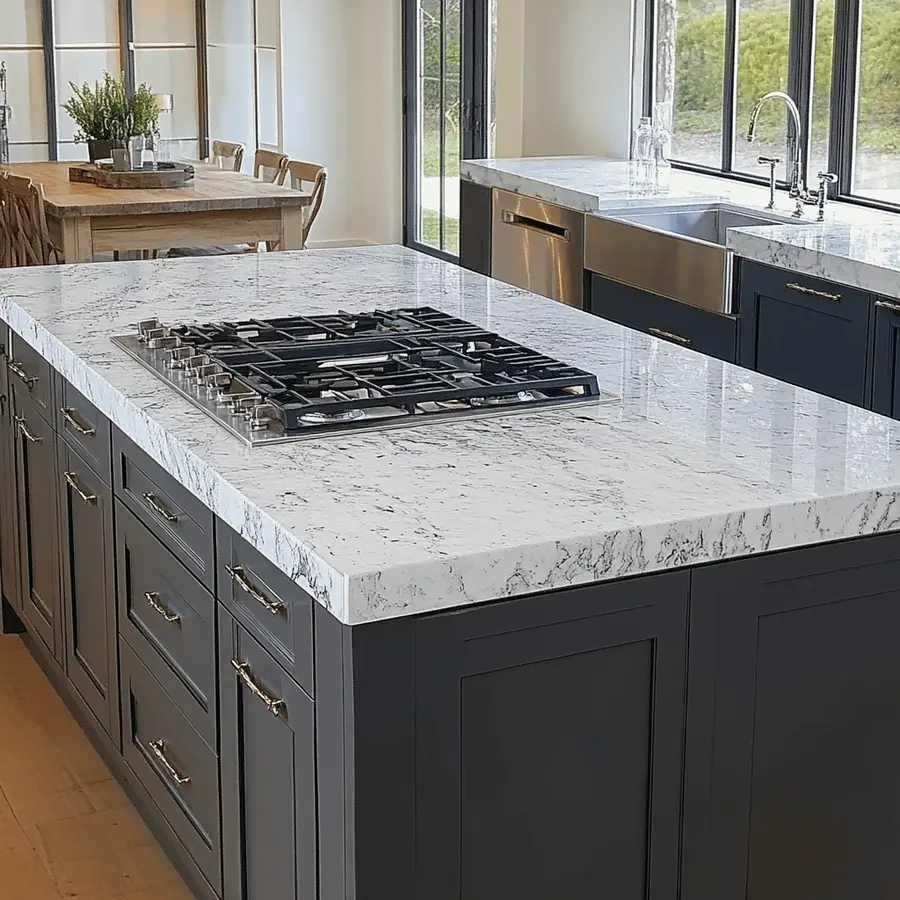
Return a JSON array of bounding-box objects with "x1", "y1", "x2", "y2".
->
[
  {"x1": 758, "y1": 155, "x2": 781, "y2": 166},
  {"x1": 817, "y1": 171, "x2": 837, "y2": 186},
  {"x1": 758, "y1": 157, "x2": 781, "y2": 210}
]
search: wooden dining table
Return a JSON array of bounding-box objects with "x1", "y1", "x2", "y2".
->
[{"x1": 0, "y1": 161, "x2": 313, "y2": 263}]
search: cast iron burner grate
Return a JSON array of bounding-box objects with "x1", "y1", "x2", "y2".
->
[{"x1": 111, "y1": 307, "x2": 609, "y2": 445}]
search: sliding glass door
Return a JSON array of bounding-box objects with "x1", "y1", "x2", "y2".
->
[{"x1": 403, "y1": 0, "x2": 493, "y2": 259}]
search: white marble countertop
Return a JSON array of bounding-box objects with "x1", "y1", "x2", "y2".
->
[
  {"x1": 4, "y1": 246, "x2": 900, "y2": 624},
  {"x1": 463, "y1": 157, "x2": 900, "y2": 294}
]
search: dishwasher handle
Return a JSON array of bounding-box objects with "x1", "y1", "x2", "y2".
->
[{"x1": 500, "y1": 209, "x2": 571, "y2": 242}]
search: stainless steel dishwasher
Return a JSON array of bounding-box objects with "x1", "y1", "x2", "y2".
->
[{"x1": 491, "y1": 189, "x2": 585, "y2": 308}]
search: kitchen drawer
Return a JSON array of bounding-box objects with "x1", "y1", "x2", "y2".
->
[
  {"x1": 56, "y1": 377, "x2": 111, "y2": 483},
  {"x1": 217, "y1": 520, "x2": 314, "y2": 697},
  {"x1": 589, "y1": 273, "x2": 738, "y2": 363},
  {"x1": 113, "y1": 428, "x2": 214, "y2": 589},
  {"x1": 7, "y1": 332, "x2": 53, "y2": 419},
  {"x1": 120, "y1": 639, "x2": 222, "y2": 892},
  {"x1": 117, "y1": 500, "x2": 216, "y2": 746}
]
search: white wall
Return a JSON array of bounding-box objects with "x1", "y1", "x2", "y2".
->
[
  {"x1": 278, "y1": 0, "x2": 402, "y2": 248},
  {"x1": 495, "y1": 0, "x2": 636, "y2": 160}
]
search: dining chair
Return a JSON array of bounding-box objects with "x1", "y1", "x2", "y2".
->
[
  {"x1": 254, "y1": 149, "x2": 289, "y2": 185},
  {"x1": 1, "y1": 173, "x2": 59, "y2": 267},
  {"x1": 270, "y1": 160, "x2": 327, "y2": 249},
  {"x1": 210, "y1": 140, "x2": 246, "y2": 173}
]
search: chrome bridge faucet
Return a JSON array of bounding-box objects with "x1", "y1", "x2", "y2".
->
[{"x1": 747, "y1": 91, "x2": 834, "y2": 218}]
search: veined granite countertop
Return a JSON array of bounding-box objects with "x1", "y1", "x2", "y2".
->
[
  {"x1": 463, "y1": 156, "x2": 900, "y2": 294},
  {"x1": 4, "y1": 246, "x2": 900, "y2": 624},
  {"x1": 727, "y1": 223, "x2": 900, "y2": 298}
]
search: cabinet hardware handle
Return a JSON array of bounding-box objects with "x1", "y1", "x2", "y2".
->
[
  {"x1": 648, "y1": 327, "x2": 692, "y2": 346},
  {"x1": 7, "y1": 360, "x2": 37, "y2": 388},
  {"x1": 141, "y1": 491, "x2": 178, "y2": 523},
  {"x1": 64, "y1": 471, "x2": 98, "y2": 506},
  {"x1": 875, "y1": 299, "x2": 900, "y2": 315},
  {"x1": 15, "y1": 416, "x2": 42, "y2": 443},
  {"x1": 148, "y1": 739, "x2": 190, "y2": 786},
  {"x1": 60, "y1": 407, "x2": 97, "y2": 436},
  {"x1": 786, "y1": 282, "x2": 841, "y2": 301},
  {"x1": 231, "y1": 660, "x2": 286, "y2": 717},
  {"x1": 225, "y1": 565, "x2": 285, "y2": 615},
  {"x1": 144, "y1": 591, "x2": 181, "y2": 624}
]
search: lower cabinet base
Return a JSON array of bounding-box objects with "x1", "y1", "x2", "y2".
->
[
  {"x1": 19, "y1": 630, "x2": 218, "y2": 900},
  {"x1": 0, "y1": 596, "x2": 25, "y2": 635}
]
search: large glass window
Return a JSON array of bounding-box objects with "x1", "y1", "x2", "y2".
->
[
  {"x1": 655, "y1": 0, "x2": 726, "y2": 168},
  {"x1": 648, "y1": 0, "x2": 900, "y2": 210},
  {"x1": 853, "y1": 0, "x2": 900, "y2": 202}
]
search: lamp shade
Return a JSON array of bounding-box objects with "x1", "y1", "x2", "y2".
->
[{"x1": 154, "y1": 93, "x2": 173, "y2": 113}]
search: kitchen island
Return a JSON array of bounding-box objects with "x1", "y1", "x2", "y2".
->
[{"x1": 3, "y1": 246, "x2": 900, "y2": 900}]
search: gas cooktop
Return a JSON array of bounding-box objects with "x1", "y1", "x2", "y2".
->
[{"x1": 111, "y1": 307, "x2": 615, "y2": 446}]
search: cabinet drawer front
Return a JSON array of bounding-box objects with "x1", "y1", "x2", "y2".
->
[
  {"x1": 113, "y1": 429, "x2": 214, "y2": 589},
  {"x1": 57, "y1": 378, "x2": 111, "y2": 483},
  {"x1": 219, "y1": 610, "x2": 316, "y2": 900},
  {"x1": 120, "y1": 639, "x2": 221, "y2": 892},
  {"x1": 8, "y1": 332, "x2": 52, "y2": 419},
  {"x1": 590, "y1": 273, "x2": 738, "y2": 363},
  {"x1": 58, "y1": 441, "x2": 119, "y2": 741},
  {"x1": 117, "y1": 500, "x2": 216, "y2": 746},
  {"x1": 217, "y1": 520, "x2": 314, "y2": 697}
]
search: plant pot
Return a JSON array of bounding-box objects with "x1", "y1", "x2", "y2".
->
[{"x1": 87, "y1": 139, "x2": 123, "y2": 163}]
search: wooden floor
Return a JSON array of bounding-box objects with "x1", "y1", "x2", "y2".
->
[{"x1": 0, "y1": 634, "x2": 194, "y2": 900}]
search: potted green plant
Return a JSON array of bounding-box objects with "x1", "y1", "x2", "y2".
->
[{"x1": 62, "y1": 72, "x2": 161, "y2": 163}]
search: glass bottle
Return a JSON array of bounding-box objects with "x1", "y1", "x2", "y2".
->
[{"x1": 630, "y1": 116, "x2": 654, "y2": 189}]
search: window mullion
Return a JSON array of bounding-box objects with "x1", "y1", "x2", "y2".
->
[
  {"x1": 789, "y1": 0, "x2": 813, "y2": 192},
  {"x1": 830, "y1": 0, "x2": 859, "y2": 195},
  {"x1": 722, "y1": 0, "x2": 739, "y2": 172}
]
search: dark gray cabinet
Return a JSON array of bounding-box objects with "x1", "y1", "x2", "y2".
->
[
  {"x1": 0, "y1": 336, "x2": 20, "y2": 616},
  {"x1": 683, "y1": 533, "x2": 900, "y2": 900},
  {"x1": 589, "y1": 272, "x2": 738, "y2": 362},
  {"x1": 738, "y1": 260, "x2": 872, "y2": 406},
  {"x1": 411, "y1": 573, "x2": 689, "y2": 900},
  {"x1": 459, "y1": 179, "x2": 493, "y2": 277},
  {"x1": 57, "y1": 438, "x2": 119, "y2": 741},
  {"x1": 219, "y1": 609, "x2": 316, "y2": 900},
  {"x1": 13, "y1": 383, "x2": 62, "y2": 659},
  {"x1": 871, "y1": 297, "x2": 900, "y2": 418}
]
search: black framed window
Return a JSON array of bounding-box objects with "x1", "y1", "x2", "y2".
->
[
  {"x1": 402, "y1": 0, "x2": 493, "y2": 261},
  {"x1": 646, "y1": 0, "x2": 900, "y2": 211}
]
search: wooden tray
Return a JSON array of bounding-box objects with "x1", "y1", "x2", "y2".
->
[{"x1": 69, "y1": 162, "x2": 195, "y2": 189}]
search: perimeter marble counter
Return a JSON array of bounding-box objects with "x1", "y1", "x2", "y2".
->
[{"x1": 4, "y1": 245, "x2": 900, "y2": 625}]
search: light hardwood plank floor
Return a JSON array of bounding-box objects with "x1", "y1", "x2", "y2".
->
[{"x1": 0, "y1": 634, "x2": 194, "y2": 900}]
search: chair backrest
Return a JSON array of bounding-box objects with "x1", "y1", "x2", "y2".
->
[
  {"x1": 211, "y1": 140, "x2": 245, "y2": 173},
  {"x1": 285, "y1": 160, "x2": 327, "y2": 247},
  {"x1": 1, "y1": 173, "x2": 56, "y2": 267},
  {"x1": 254, "y1": 149, "x2": 289, "y2": 185}
]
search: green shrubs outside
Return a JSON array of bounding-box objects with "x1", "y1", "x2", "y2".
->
[{"x1": 670, "y1": 0, "x2": 900, "y2": 151}]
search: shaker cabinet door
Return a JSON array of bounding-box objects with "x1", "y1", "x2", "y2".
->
[
  {"x1": 738, "y1": 261, "x2": 871, "y2": 406},
  {"x1": 58, "y1": 440, "x2": 119, "y2": 741},
  {"x1": 13, "y1": 385, "x2": 61, "y2": 659},
  {"x1": 871, "y1": 298, "x2": 900, "y2": 419},
  {"x1": 413, "y1": 572, "x2": 689, "y2": 900},
  {"x1": 218, "y1": 610, "x2": 317, "y2": 900},
  {"x1": 0, "y1": 339, "x2": 21, "y2": 614}
]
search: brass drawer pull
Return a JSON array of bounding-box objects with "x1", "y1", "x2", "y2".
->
[
  {"x1": 875, "y1": 299, "x2": 900, "y2": 315},
  {"x1": 15, "y1": 416, "x2": 42, "y2": 443},
  {"x1": 148, "y1": 739, "x2": 190, "y2": 786},
  {"x1": 144, "y1": 591, "x2": 181, "y2": 624},
  {"x1": 225, "y1": 565, "x2": 285, "y2": 615},
  {"x1": 7, "y1": 360, "x2": 38, "y2": 388},
  {"x1": 142, "y1": 491, "x2": 179, "y2": 523},
  {"x1": 60, "y1": 407, "x2": 97, "y2": 436},
  {"x1": 786, "y1": 282, "x2": 841, "y2": 301},
  {"x1": 648, "y1": 327, "x2": 692, "y2": 346},
  {"x1": 231, "y1": 660, "x2": 286, "y2": 717},
  {"x1": 64, "y1": 471, "x2": 98, "y2": 506}
]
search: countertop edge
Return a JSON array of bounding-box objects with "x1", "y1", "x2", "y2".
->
[{"x1": 0, "y1": 296, "x2": 353, "y2": 624}]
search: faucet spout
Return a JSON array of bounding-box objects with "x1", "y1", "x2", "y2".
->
[{"x1": 746, "y1": 91, "x2": 806, "y2": 199}]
